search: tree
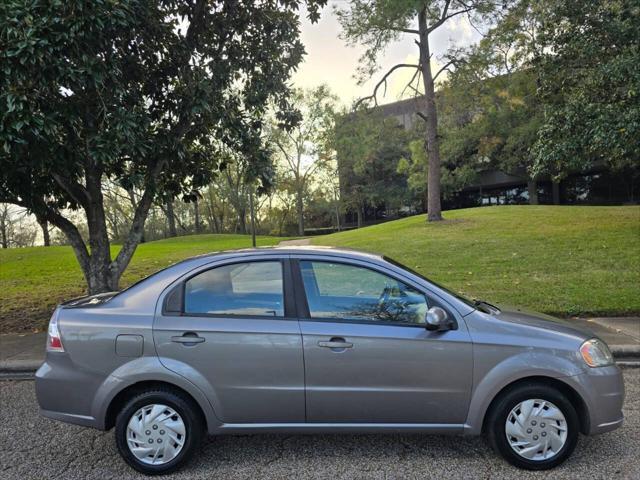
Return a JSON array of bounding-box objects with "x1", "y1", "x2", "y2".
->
[
  {"x1": 336, "y1": 0, "x2": 506, "y2": 222},
  {"x1": 1, "y1": 0, "x2": 326, "y2": 293},
  {"x1": 269, "y1": 86, "x2": 337, "y2": 235},
  {"x1": 334, "y1": 110, "x2": 413, "y2": 226},
  {"x1": 447, "y1": 0, "x2": 559, "y2": 203},
  {"x1": 0, "y1": 203, "x2": 38, "y2": 248},
  {"x1": 531, "y1": 0, "x2": 640, "y2": 188},
  {"x1": 0, "y1": 204, "x2": 10, "y2": 249},
  {"x1": 440, "y1": 68, "x2": 543, "y2": 204},
  {"x1": 398, "y1": 137, "x2": 477, "y2": 207}
]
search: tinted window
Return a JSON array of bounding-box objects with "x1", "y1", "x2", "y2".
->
[
  {"x1": 300, "y1": 261, "x2": 428, "y2": 324},
  {"x1": 383, "y1": 255, "x2": 477, "y2": 309},
  {"x1": 185, "y1": 261, "x2": 284, "y2": 316}
]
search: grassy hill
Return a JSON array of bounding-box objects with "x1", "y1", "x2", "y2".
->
[
  {"x1": 313, "y1": 206, "x2": 640, "y2": 318},
  {"x1": 0, "y1": 205, "x2": 638, "y2": 333},
  {"x1": 0, "y1": 234, "x2": 286, "y2": 333}
]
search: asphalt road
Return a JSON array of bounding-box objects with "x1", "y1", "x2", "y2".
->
[{"x1": 1, "y1": 369, "x2": 639, "y2": 480}]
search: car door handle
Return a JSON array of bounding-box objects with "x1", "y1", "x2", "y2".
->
[
  {"x1": 318, "y1": 339, "x2": 353, "y2": 349},
  {"x1": 171, "y1": 334, "x2": 205, "y2": 344}
]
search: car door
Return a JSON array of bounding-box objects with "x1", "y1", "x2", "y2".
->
[
  {"x1": 154, "y1": 257, "x2": 305, "y2": 423},
  {"x1": 293, "y1": 256, "x2": 473, "y2": 425}
]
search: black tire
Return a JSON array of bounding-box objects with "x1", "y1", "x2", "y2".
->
[
  {"x1": 486, "y1": 383, "x2": 579, "y2": 470},
  {"x1": 115, "y1": 388, "x2": 204, "y2": 475}
]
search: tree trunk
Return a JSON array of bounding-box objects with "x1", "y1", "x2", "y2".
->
[
  {"x1": 356, "y1": 206, "x2": 363, "y2": 228},
  {"x1": 552, "y1": 181, "x2": 561, "y2": 205},
  {"x1": 126, "y1": 188, "x2": 145, "y2": 243},
  {"x1": 0, "y1": 206, "x2": 8, "y2": 248},
  {"x1": 249, "y1": 187, "x2": 256, "y2": 247},
  {"x1": 296, "y1": 189, "x2": 304, "y2": 236},
  {"x1": 166, "y1": 200, "x2": 177, "y2": 237},
  {"x1": 236, "y1": 207, "x2": 247, "y2": 234},
  {"x1": 39, "y1": 218, "x2": 50, "y2": 246},
  {"x1": 419, "y1": 9, "x2": 443, "y2": 222},
  {"x1": 527, "y1": 180, "x2": 539, "y2": 205},
  {"x1": 194, "y1": 198, "x2": 201, "y2": 233},
  {"x1": 85, "y1": 173, "x2": 118, "y2": 293}
]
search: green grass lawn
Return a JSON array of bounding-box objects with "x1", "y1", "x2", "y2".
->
[
  {"x1": 0, "y1": 234, "x2": 286, "y2": 333},
  {"x1": 1, "y1": 206, "x2": 638, "y2": 334},
  {"x1": 313, "y1": 206, "x2": 640, "y2": 318}
]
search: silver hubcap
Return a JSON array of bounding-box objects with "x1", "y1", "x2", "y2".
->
[
  {"x1": 505, "y1": 399, "x2": 568, "y2": 461},
  {"x1": 126, "y1": 404, "x2": 186, "y2": 465}
]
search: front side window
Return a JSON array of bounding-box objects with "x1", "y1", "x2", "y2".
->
[
  {"x1": 185, "y1": 261, "x2": 284, "y2": 316},
  {"x1": 300, "y1": 261, "x2": 428, "y2": 324}
]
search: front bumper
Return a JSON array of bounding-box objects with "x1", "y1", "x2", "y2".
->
[{"x1": 568, "y1": 364, "x2": 625, "y2": 435}]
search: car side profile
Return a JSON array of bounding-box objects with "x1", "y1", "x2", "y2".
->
[{"x1": 36, "y1": 246, "x2": 624, "y2": 475}]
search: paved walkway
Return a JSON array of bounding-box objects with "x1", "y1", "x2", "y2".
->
[
  {"x1": 0, "y1": 332, "x2": 46, "y2": 372},
  {"x1": 278, "y1": 238, "x2": 312, "y2": 246},
  {"x1": 1, "y1": 318, "x2": 637, "y2": 374}
]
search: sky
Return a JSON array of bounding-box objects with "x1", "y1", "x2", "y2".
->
[{"x1": 292, "y1": 2, "x2": 482, "y2": 107}]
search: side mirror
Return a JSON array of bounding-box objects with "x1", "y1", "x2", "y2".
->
[{"x1": 425, "y1": 306, "x2": 452, "y2": 332}]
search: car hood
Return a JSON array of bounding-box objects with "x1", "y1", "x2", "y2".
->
[{"x1": 491, "y1": 305, "x2": 595, "y2": 341}]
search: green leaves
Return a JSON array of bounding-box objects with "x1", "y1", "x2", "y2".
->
[
  {"x1": 0, "y1": 0, "x2": 327, "y2": 289},
  {"x1": 531, "y1": 0, "x2": 640, "y2": 178},
  {"x1": 0, "y1": 0, "x2": 328, "y2": 209}
]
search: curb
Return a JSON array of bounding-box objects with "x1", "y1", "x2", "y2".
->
[
  {"x1": 0, "y1": 370, "x2": 35, "y2": 380},
  {"x1": 609, "y1": 345, "x2": 640, "y2": 358},
  {"x1": 0, "y1": 361, "x2": 42, "y2": 373}
]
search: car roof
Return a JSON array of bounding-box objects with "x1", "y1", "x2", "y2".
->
[
  {"x1": 107, "y1": 244, "x2": 476, "y2": 317},
  {"x1": 187, "y1": 245, "x2": 384, "y2": 263}
]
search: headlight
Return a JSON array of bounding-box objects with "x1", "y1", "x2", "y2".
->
[{"x1": 580, "y1": 339, "x2": 614, "y2": 367}]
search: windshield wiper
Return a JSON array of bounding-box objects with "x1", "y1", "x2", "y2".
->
[{"x1": 473, "y1": 299, "x2": 501, "y2": 313}]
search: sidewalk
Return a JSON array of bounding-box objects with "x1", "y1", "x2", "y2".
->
[
  {"x1": 0, "y1": 332, "x2": 46, "y2": 374},
  {"x1": 1, "y1": 318, "x2": 638, "y2": 374}
]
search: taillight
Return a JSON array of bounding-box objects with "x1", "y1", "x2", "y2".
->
[{"x1": 47, "y1": 310, "x2": 64, "y2": 352}]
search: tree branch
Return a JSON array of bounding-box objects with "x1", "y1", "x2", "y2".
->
[
  {"x1": 427, "y1": 0, "x2": 475, "y2": 34},
  {"x1": 355, "y1": 63, "x2": 420, "y2": 109},
  {"x1": 391, "y1": 26, "x2": 419, "y2": 34},
  {"x1": 432, "y1": 60, "x2": 455, "y2": 82},
  {"x1": 401, "y1": 67, "x2": 422, "y2": 98},
  {"x1": 51, "y1": 174, "x2": 90, "y2": 208},
  {"x1": 112, "y1": 159, "x2": 165, "y2": 276}
]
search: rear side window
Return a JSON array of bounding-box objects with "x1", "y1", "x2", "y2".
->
[{"x1": 184, "y1": 261, "x2": 284, "y2": 317}]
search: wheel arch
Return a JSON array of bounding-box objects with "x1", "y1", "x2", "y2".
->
[
  {"x1": 104, "y1": 380, "x2": 208, "y2": 431},
  {"x1": 480, "y1": 376, "x2": 590, "y2": 435}
]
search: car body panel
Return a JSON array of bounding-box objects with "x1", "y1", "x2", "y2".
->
[
  {"x1": 34, "y1": 246, "x2": 624, "y2": 441},
  {"x1": 288, "y1": 251, "x2": 474, "y2": 424},
  {"x1": 153, "y1": 314, "x2": 306, "y2": 423},
  {"x1": 300, "y1": 320, "x2": 473, "y2": 423}
]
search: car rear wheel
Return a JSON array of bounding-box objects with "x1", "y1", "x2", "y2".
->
[
  {"x1": 115, "y1": 388, "x2": 204, "y2": 475},
  {"x1": 487, "y1": 383, "x2": 579, "y2": 470}
]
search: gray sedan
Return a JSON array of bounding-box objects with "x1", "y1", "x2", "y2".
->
[{"x1": 35, "y1": 247, "x2": 624, "y2": 475}]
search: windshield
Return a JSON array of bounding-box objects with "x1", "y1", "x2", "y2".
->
[{"x1": 383, "y1": 255, "x2": 477, "y2": 309}]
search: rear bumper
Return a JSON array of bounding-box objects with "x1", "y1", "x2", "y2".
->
[
  {"x1": 35, "y1": 354, "x2": 105, "y2": 430},
  {"x1": 39, "y1": 408, "x2": 98, "y2": 429}
]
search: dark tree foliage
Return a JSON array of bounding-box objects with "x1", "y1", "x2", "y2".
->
[
  {"x1": 0, "y1": 0, "x2": 326, "y2": 293},
  {"x1": 334, "y1": 111, "x2": 413, "y2": 226},
  {"x1": 532, "y1": 0, "x2": 640, "y2": 181}
]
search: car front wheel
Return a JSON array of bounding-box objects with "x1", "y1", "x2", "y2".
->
[
  {"x1": 487, "y1": 383, "x2": 579, "y2": 470},
  {"x1": 115, "y1": 388, "x2": 204, "y2": 475}
]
